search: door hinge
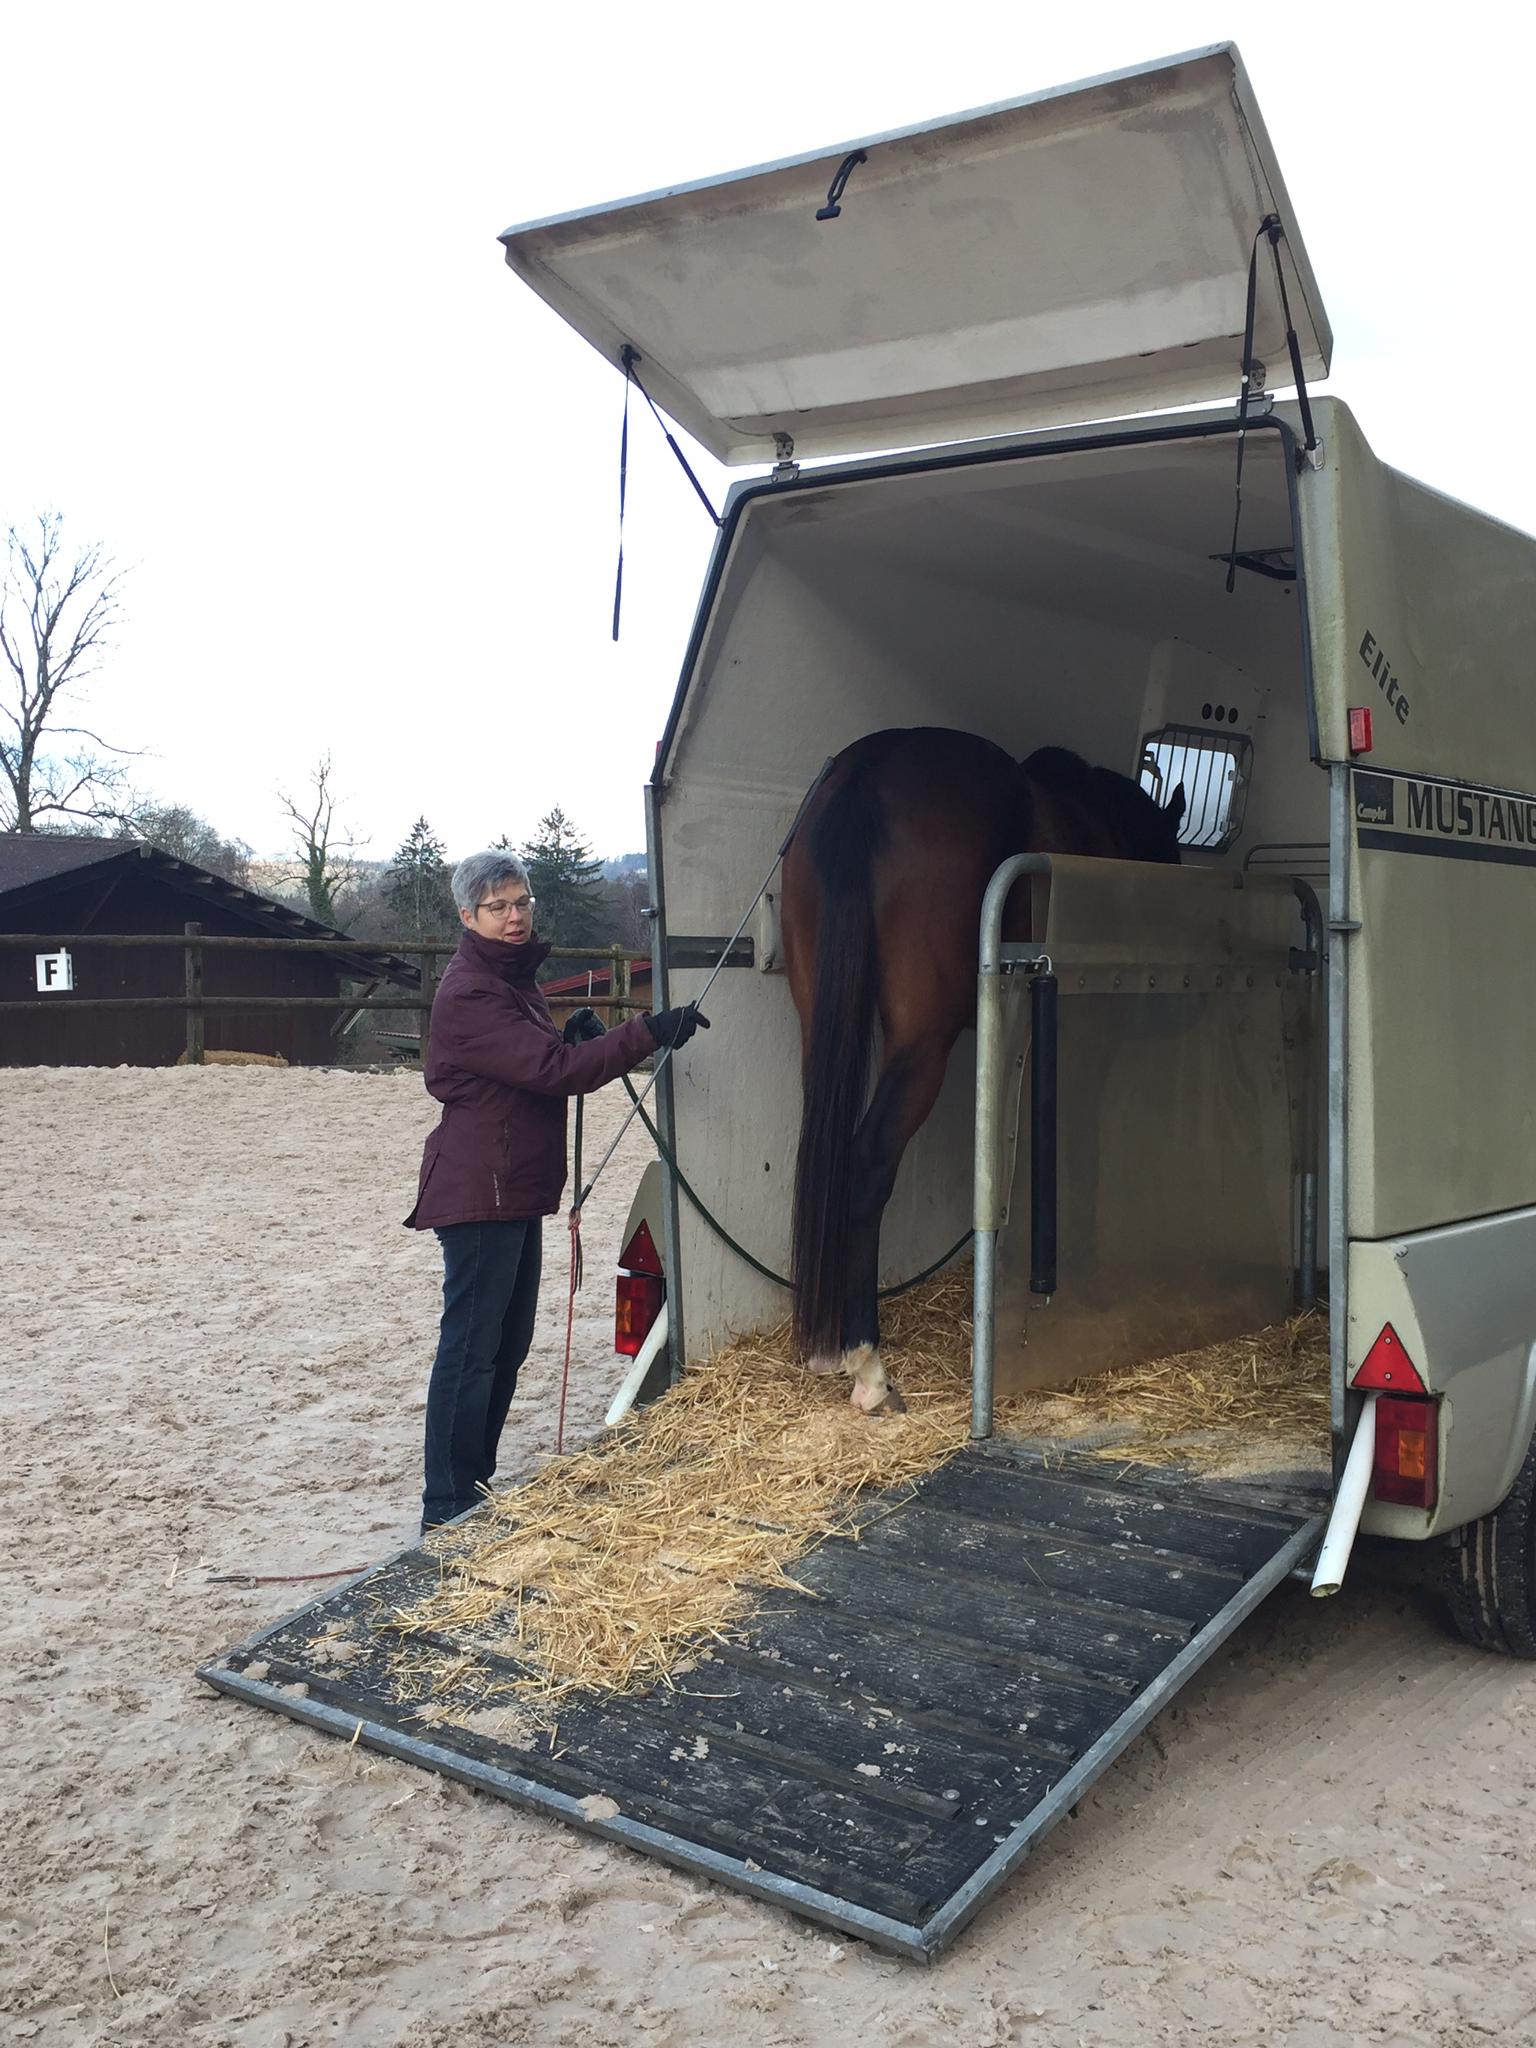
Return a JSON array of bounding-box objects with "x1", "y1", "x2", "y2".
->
[{"x1": 771, "y1": 433, "x2": 799, "y2": 483}]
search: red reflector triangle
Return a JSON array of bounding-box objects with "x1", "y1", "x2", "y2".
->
[
  {"x1": 1353, "y1": 1322, "x2": 1428, "y2": 1394},
  {"x1": 618, "y1": 1217, "x2": 664, "y2": 1277}
]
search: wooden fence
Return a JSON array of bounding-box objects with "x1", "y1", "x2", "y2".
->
[{"x1": 0, "y1": 930, "x2": 650, "y2": 1064}]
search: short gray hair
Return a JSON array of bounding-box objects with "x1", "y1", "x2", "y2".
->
[{"x1": 452, "y1": 850, "x2": 531, "y2": 914}]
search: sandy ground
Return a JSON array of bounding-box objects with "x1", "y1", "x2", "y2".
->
[{"x1": 4, "y1": 1067, "x2": 1536, "y2": 2048}]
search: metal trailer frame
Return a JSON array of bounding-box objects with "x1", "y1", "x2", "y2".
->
[{"x1": 643, "y1": 408, "x2": 1326, "y2": 1398}]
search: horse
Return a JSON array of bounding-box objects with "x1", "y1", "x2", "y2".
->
[{"x1": 779, "y1": 727, "x2": 1185, "y2": 1415}]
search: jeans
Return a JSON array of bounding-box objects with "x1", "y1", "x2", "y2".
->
[{"x1": 422, "y1": 1219, "x2": 543, "y2": 1530}]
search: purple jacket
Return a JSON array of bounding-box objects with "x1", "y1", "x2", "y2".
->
[{"x1": 405, "y1": 928, "x2": 656, "y2": 1229}]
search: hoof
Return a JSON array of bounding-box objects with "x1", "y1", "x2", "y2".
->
[
  {"x1": 846, "y1": 1345, "x2": 893, "y2": 1415},
  {"x1": 805, "y1": 1353, "x2": 844, "y2": 1378},
  {"x1": 851, "y1": 1381, "x2": 907, "y2": 1416}
]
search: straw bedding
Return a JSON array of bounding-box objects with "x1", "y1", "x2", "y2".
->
[{"x1": 387, "y1": 1272, "x2": 1329, "y2": 1719}]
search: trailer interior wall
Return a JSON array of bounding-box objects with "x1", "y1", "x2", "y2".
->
[{"x1": 655, "y1": 418, "x2": 1324, "y2": 1362}]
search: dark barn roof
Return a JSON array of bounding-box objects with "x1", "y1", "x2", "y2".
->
[
  {"x1": 0, "y1": 835, "x2": 415, "y2": 982},
  {"x1": 541, "y1": 959, "x2": 652, "y2": 1002}
]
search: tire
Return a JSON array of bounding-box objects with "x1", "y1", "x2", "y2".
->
[{"x1": 1445, "y1": 1435, "x2": 1536, "y2": 1657}]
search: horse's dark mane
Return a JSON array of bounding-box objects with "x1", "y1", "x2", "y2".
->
[{"x1": 1020, "y1": 744, "x2": 1180, "y2": 862}]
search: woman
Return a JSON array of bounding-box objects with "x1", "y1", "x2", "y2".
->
[{"x1": 405, "y1": 849, "x2": 707, "y2": 1532}]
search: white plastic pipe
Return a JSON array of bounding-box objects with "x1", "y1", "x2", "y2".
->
[
  {"x1": 1310, "y1": 1391, "x2": 1378, "y2": 1597},
  {"x1": 605, "y1": 1300, "x2": 670, "y2": 1428}
]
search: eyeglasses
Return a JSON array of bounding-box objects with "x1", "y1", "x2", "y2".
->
[{"x1": 476, "y1": 895, "x2": 535, "y2": 919}]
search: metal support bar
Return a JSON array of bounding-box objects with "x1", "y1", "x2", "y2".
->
[
  {"x1": 973, "y1": 855, "x2": 1054, "y2": 1441},
  {"x1": 1327, "y1": 764, "x2": 1354, "y2": 1469},
  {"x1": 646, "y1": 780, "x2": 687, "y2": 1390},
  {"x1": 1029, "y1": 972, "x2": 1059, "y2": 1298},
  {"x1": 1291, "y1": 879, "x2": 1324, "y2": 1313}
]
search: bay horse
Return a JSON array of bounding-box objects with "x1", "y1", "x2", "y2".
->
[{"x1": 780, "y1": 727, "x2": 1185, "y2": 1414}]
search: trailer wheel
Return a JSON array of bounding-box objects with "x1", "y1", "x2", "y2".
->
[{"x1": 1446, "y1": 1438, "x2": 1536, "y2": 1658}]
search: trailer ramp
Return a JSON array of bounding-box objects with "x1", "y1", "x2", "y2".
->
[{"x1": 199, "y1": 1447, "x2": 1321, "y2": 1961}]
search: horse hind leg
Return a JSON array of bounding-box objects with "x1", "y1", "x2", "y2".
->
[
  {"x1": 845, "y1": 1344, "x2": 904, "y2": 1415},
  {"x1": 840, "y1": 1035, "x2": 953, "y2": 1414}
]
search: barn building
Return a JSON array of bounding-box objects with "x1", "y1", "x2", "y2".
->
[
  {"x1": 0, "y1": 835, "x2": 416, "y2": 1068},
  {"x1": 539, "y1": 957, "x2": 653, "y2": 1028}
]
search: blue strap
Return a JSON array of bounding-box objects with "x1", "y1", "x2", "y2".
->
[
  {"x1": 612, "y1": 351, "x2": 632, "y2": 641},
  {"x1": 1225, "y1": 219, "x2": 1269, "y2": 594},
  {"x1": 612, "y1": 345, "x2": 720, "y2": 642}
]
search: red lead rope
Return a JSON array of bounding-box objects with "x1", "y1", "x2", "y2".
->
[{"x1": 556, "y1": 1205, "x2": 583, "y2": 1454}]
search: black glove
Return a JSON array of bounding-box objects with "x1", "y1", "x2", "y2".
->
[
  {"x1": 562, "y1": 1006, "x2": 607, "y2": 1045},
  {"x1": 644, "y1": 1002, "x2": 711, "y2": 1049}
]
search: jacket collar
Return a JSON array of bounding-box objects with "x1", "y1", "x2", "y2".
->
[{"x1": 456, "y1": 927, "x2": 551, "y2": 987}]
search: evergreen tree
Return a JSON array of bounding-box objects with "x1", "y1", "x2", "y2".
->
[
  {"x1": 519, "y1": 806, "x2": 604, "y2": 949},
  {"x1": 386, "y1": 815, "x2": 454, "y2": 937}
]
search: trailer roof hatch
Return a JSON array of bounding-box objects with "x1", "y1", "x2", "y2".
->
[{"x1": 500, "y1": 43, "x2": 1331, "y2": 466}]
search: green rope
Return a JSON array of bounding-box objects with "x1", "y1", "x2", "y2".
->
[{"x1": 618, "y1": 1074, "x2": 972, "y2": 1300}]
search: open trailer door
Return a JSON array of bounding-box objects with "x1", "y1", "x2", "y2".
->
[
  {"x1": 201, "y1": 1449, "x2": 1321, "y2": 1960},
  {"x1": 500, "y1": 43, "x2": 1331, "y2": 463}
]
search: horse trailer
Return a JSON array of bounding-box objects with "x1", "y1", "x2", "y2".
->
[
  {"x1": 505, "y1": 41, "x2": 1536, "y2": 1581},
  {"x1": 202, "y1": 44, "x2": 1536, "y2": 1958}
]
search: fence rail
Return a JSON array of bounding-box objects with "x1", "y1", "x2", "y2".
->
[
  {"x1": 0, "y1": 933, "x2": 649, "y2": 958},
  {"x1": 1, "y1": 930, "x2": 650, "y2": 1062}
]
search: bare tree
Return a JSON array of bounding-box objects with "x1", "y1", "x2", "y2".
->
[
  {"x1": 0, "y1": 512, "x2": 133, "y2": 832},
  {"x1": 278, "y1": 755, "x2": 364, "y2": 925},
  {"x1": 129, "y1": 802, "x2": 253, "y2": 888}
]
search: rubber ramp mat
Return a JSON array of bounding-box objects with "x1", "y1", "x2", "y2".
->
[{"x1": 199, "y1": 1445, "x2": 1321, "y2": 1960}]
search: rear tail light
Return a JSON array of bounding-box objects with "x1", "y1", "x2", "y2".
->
[
  {"x1": 1372, "y1": 1393, "x2": 1439, "y2": 1508},
  {"x1": 615, "y1": 1219, "x2": 665, "y2": 1357},
  {"x1": 615, "y1": 1272, "x2": 664, "y2": 1357}
]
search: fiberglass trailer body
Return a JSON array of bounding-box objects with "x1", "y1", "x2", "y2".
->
[
  {"x1": 194, "y1": 42, "x2": 1536, "y2": 1969},
  {"x1": 504, "y1": 42, "x2": 1536, "y2": 1606}
]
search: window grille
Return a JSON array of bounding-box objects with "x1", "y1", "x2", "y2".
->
[{"x1": 1138, "y1": 724, "x2": 1252, "y2": 853}]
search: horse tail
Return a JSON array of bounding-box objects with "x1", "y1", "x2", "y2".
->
[{"x1": 791, "y1": 763, "x2": 885, "y2": 1360}]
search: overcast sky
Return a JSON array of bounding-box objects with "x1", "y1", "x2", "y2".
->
[{"x1": 4, "y1": 2, "x2": 1531, "y2": 863}]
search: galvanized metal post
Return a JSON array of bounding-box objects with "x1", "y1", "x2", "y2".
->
[
  {"x1": 1292, "y1": 880, "x2": 1324, "y2": 1313},
  {"x1": 1029, "y1": 971, "x2": 1059, "y2": 1299},
  {"x1": 645, "y1": 781, "x2": 686, "y2": 1388},
  {"x1": 183, "y1": 922, "x2": 204, "y2": 1064},
  {"x1": 973, "y1": 853, "x2": 1052, "y2": 1439},
  {"x1": 1327, "y1": 764, "x2": 1355, "y2": 1468}
]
